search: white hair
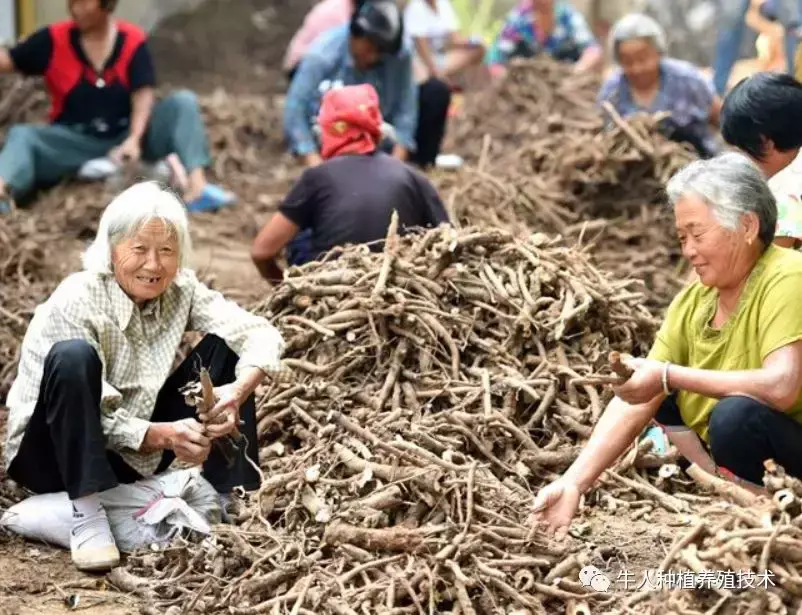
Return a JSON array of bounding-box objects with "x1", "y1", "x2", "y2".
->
[
  {"x1": 666, "y1": 152, "x2": 777, "y2": 246},
  {"x1": 610, "y1": 13, "x2": 667, "y2": 63},
  {"x1": 82, "y1": 181, "x2": 193, "y2": 274}
]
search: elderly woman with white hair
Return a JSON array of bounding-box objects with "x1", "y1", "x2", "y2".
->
[
  {"x1": 4, "y1": 182, "x2": 284, "y2": 572},
  {"x1": 532, "y1": 153, "x2": 802, "y2": 535},
  {"x1": 597, "y1": 13, "x2": 723, "y2": 158}
]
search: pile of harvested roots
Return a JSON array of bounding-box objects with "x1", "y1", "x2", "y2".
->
[
  {"x1": 0, "y1": 77, "x2": 48, "y2": 140},
  {"x1": 449, "y1": 58, "x2": 603, "y2": 162},
  {"x1": 615, "y1": 460, "x2": 802, "y2": 615},
  {"x1": 442, "y1": 59, "x2": 697, "y2": 310},
  {"x1": 0, "y1": 213, "x2": 68, "y2": 396},
  {"x1": 118, "y1": 223, "x2": 664, "y2": 614}
]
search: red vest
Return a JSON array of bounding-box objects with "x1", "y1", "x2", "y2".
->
[{"x1": 44, "y1": 20, "x2": 146, "y2": 123}]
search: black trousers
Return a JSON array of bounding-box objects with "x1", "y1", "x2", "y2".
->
[
  {"x1": 8, "y1": 335, "x2": 260, "y2": 500},
  {"x1": 655, "y1": 395, "x2": 802, "y2": 484},
  {"x1": 411, "y1": 77, "x2": 451, "y2": 168}
]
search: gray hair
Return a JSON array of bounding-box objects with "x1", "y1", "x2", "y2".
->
[
  {"x1": 610, "y1": 13, "x2": 667, "y2": 63},
  {"x1": 666, "y1": 152, "x2": 777, "y2": 247},
  {"x1": 82, "y1": 181, "x2": 193, "y2": 274}
]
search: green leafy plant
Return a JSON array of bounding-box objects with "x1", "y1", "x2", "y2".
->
[{"x1": 450, "y1": 0, "x2": 506, "y2": 43}]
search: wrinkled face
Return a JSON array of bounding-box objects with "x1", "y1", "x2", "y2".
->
[
  {"x1": 675, "y1": 195, "x2": 754, "y2": 289},
  {"x1": 112, "y1": 219, "x2": 180, "y2": 306},
  {"x1": 350, "y1": 36, "x2": 382, "y2": 71},
  {"x1": 68, "y1": 0, "x2": 108, "y2": 31},
  {"x1": 618, "y1": 38, "x2": 661, "y2": 91}
]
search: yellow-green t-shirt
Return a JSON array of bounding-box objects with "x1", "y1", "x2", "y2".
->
[{"x1": 648, "y1": 245, "x2": 802, "y2": 442}]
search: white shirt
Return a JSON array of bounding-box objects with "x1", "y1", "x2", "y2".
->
[
  {"x1": 404, "y1": 0, "x2": 459, "y2": 54},
  {"x1": 768, "y1": 150, "x2": 802, "y2": 241},
  {"x1": 5, "y1": 270, "x2": 284, "y2": 475}
]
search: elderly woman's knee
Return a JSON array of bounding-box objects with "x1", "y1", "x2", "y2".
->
[
  {"x1": 162, "y1": 89, "x2": 201, "y2": 114},
  {"x1": 44, "y1": 340, "x2": 101, "y2": 376},
  {"x1": 5, "y1": 124, "x2": 37, "y2": 146},
  {"x1": 708, "y1": 396, "x2": 763, "y2": 445}
]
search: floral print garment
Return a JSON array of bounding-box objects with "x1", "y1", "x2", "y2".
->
[
  {"x1": 768, "y1": 151, "x2": 802, "y2": 242},
  {"x1": 486, "y1": 0, "x2": 598, "y2": 65}
]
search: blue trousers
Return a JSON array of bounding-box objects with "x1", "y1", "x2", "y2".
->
[
  {"x1": 287, "y1": 229, "x2": 314, "y2": 266},
  {"x1": 0, "y1": 90, "x2": 211, "y2": 200}
]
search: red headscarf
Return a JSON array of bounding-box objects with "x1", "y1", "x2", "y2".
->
[{"x1": 318, "y1": 84, "x2": 383, "y2": 160}]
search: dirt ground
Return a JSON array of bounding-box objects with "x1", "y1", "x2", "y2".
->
[{"x1": 148, "y1": 0, "x2": 315, "y2": 95}]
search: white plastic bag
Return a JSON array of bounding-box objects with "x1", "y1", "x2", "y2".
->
[{"x1": 0, "y1": 468, "x2": 222, "y2": 552}]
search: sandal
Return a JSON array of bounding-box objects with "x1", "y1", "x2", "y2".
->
[{"x1": 186, "y1": 184, "x2": 237, "y2": 213}]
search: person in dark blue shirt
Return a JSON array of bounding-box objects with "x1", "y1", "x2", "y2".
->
[
  {"x1": 283, "y1": 0, "x2": 451, "y2": 169},
  {"x1": 256, "y1": 84, "x2": 448, "y2": 282}
]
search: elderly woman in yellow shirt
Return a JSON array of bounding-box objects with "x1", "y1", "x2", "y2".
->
[{"x1": 531, "y1": 153, "x2": 802, "y2": 535}]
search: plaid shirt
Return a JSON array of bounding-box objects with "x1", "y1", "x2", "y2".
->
[
  {"x1": 486, "y1": 1, "x2": 598, "y2": 65},
  {"x1": 5, "y1": 270, "x2": 284, "y2": 476},
  {"x1": 598, "y1": 58, "x2": 718, "y2": 155}
]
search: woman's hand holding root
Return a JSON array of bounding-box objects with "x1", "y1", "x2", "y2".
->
[
  {"x1": 142, "y1": 419, "x2": 211, "y2": 465},
  {"x1": 200, "y1": 384, "x2": 242, "y2": 439}
]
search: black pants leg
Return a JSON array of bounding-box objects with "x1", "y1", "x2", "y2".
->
[
  {"x1": 151, "y1": 334, "x2": 260, "y2": 493},
  {"x1": 411, "y1": 77, "x2": 451, "y2": 168},
  {"x1": 654, "y1": 394, "x2": 802, "y2": 484},
  {"x1": 707, "y1": 396, "x2": 802, "y2": 484},
  {"x1": 8, "y1": 336, "x2": 260, "y2": 499},
  {"x1": 654, "y1": 394, "x2": 694, "y2": 432},
  {"x1": 8, "y1": 340, "x2": 121, "y2": 500}
]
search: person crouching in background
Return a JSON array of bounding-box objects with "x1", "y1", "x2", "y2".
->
[
  {"x1": 598, "y1": 13, "x2": 722, "y2": 158},
  {"x1": 282, "y1": 0, "x2": 452, "y2": 170},
  {"x1": 253, "y1": 84, "x2": 449, "y2": 283}
]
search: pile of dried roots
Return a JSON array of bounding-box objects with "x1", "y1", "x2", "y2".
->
[
  {"x1": 118, "y1": 223, "x2": 666, "y2": 614},
  {"x1": 449, "y1": 58, "x2": 603, "y2": 162},
  {"x1": 616, "y1": 460, "x2": 802, "y2": 614},
  {"x1": 0, "y1": 77, "x2": 48, "y2": 140},
  {"x1": 0, "y1": 213, "x2": 68, "y2": 396},
  {"x1": 442, "y1": 59, "x2": 697, "y2": 309}
]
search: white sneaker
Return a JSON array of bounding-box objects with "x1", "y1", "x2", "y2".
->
[
  {"x1": 435, "y1": 154, "x2": 464, "y2": 170},
  {"x1": 70, "y1": 505, "x2": 120, "y2": 572}
]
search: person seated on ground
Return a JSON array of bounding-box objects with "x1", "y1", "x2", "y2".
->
[
  {"x1": 253, "y1": 84, "x2": 449, "y2": 283},
  {"x1": 283, "y1": 0, "x2": 365, "y2": 82},
  {"x1": 598, "y1": 13, "x2": 722, "y2": 159},
  {"x1": 721, "y1": 72, "x2": 802, "y2": 249},
  {"x1": 486, "y1": 0, "x2": 603, "y2": 77},
  {"x1": 283, "y1": 0, "x2": 451, "y2": 169},
  {"x1": 403, "y1": 0, "x2": 486, "y2": 86},
  {"x1": 4, "y1": 181, "x2": 284, "y2": 572},
  {"x1": 0, "y1": 0, "x2": 234, "y2": 214},
  {"x1": 531, "y1": 153, "x2": 802, "y2": 536}
]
